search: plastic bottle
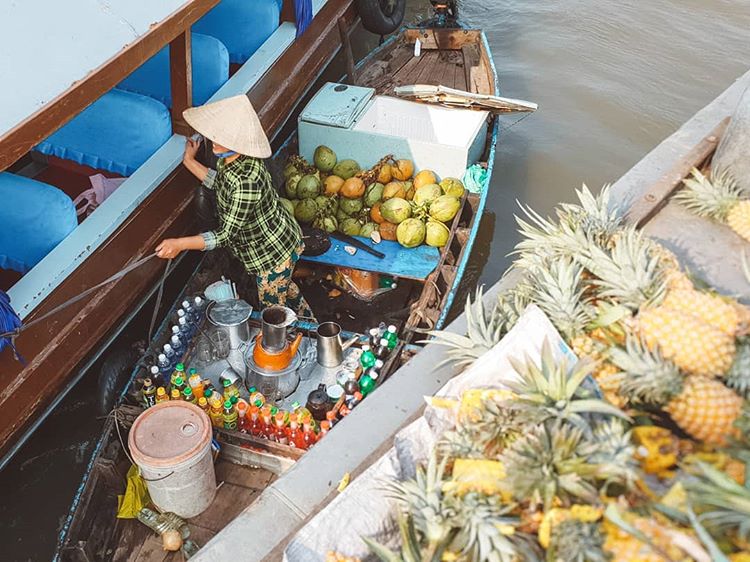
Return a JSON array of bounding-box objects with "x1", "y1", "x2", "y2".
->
[
  {"x1": 155, "y1": 387, "x2": 168, "y2": 403},
  {"x1": 142, "y1": 378, "x2": 156, "y2": 408},
  {"x1": 149, "y1": 365, "x2": 165, "y2": 390},
  {"x1": 157, "y1": 354, "x2": 172, "y2": 378},
  {"x1": 222, "y1": 378, "x2": 240, "y2": 401},
  {"x1": 325, "y1": 410, "x2": 338, "y2": 428},
  {"x1": 170, "y1": 388, "x2": 182, "y2": 401},
  {"x1": 192, "y1": 296, "x2": 207, "y2": 321},
  {"x1": 181, "y1": 300, "x2": 195, "y2": 322},
  {"x1": 188, "y1": 371, "x2": 204, "y2": 400},
  {"x1": 170, "y1": 334, "x2": 184, "y2": 358},
  {"x1": 248, "y1": 405, "x2": 263, "y2": 437},
  {"x1": 318, "y1": 420, "x2": 331, "y2": 438},
  {"x1": 171, "y1": 325, "x2": 183, "y2": 344},
  {"x1": 359, "y1": 371, "x2": 377, "y2": 397},
  {"x1": 248, "y1": 387, "x2": 266, "y2": 407},
  {"x1": 198, "y1": 396, "x2": 209, "y2": 414},
  {"x1": 286, "y1": 414, "x2": 305, "y2": 448},
  {"x1": 368, "y1": 327, "x2": 380, "y2": 348},
  {"x1": 237, "y1": 400, "x2": 249, "y2": 433},
  {"x1": 170, "y1": 363, "x2": 186, "y2": 387},
  {"x1": 359, "y1": 345, "x2": 376, "y2": 369},
  {"x1": 376, "y1": 338, "x2": 390, "y2": 359},
  {"x1": 182, "y1": 386, "x2": 197, "y2": 404},
  {"x1": 223, "y1": 400, "x2": 238, "y2": 430},
  {"x1": 273, "y1": 411, "x2": 289, "y2": 444},
  {"x1": 302, "y1": 420, "x2": 317, "y2": 449},
  {"x1": 209, "y1": 399, "x2": 224, "y2": 428},
  {"x1": 177, "y1": 309, "x2": 195, "y2": 338},
  {"x1": 348, "y1": 391, "x2": 363, "y2": 410},
  {"x1": 162, "y1": 343, "x2": 176, "y2": 367},
  {"x1": 178, "y1": 316, "x2": 193, "y2": 339},
  {"x1": 385, "y1": 325, "x2": 398, "y2": 350},
  {"x1": 260, "y1": 405, "x2": 274, "y2": 439},
  {"x1": 173, "y1": 376, "x2": 186, "y2": 395}
]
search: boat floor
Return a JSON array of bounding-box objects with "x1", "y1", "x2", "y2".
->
[{"x1": 112, "y1": 461, "x2": 276, "y2": 562}]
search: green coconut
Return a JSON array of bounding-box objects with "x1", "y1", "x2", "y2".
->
[
  {"x1": 285, "y1": 173, "x2": 302, "y2": 199},
  {"x1": 313, "y1": 145, "x2": 337, "y2": 173},
  {"x1": 440, "y1": 177, "x2": 465, "y2": 199},
  {"x1": 283, "y1": 162, "x2": 300, "y2": 181},
  {"x1": 313, "y1": 215, "x2": 338, "y2": 233},
  {"x1": 297, "y1": 174, "x2": 321, "y2": 199},
  {"x1": 315, "y1": 195, "x2": 330, "y2": 212},
  {"x1": 396, "y1": 218, "x2": 426, "y2": 248},
  {"x1": 364, "y1": 182, "x2": 385, "y2": 207},
  {"x1": 429, "y1": 195, "x2": 461, "y2": 223},
  {"x1": 332, "y1": 159, "x2": 360, "y2": 180},
  {"x1": 279, "y1": 198, "x2": 295, "y2": 216},
  {"x1": 339, "y1": 197, "x2": 363, "y2": 216},
  {"x1": 413, "y1": 183, "x2": 442, "y2": 206},
  {"x1": 359, "y1": 222, "x2": 379, "y2": 238},
  {"x1": 380, "y1": 197, "x2": 412, "y2": 224},
  {"x1": 425, "y1": 219, "x2": 450, "y2": 247},
  {"x1": 336, "y1": 208, "x2": 350, "y2": 224},
  {"x1": 294, "y1": 198, "x2": 318, "y2": 224},
  {"x1": 339, "y1": 218, "x2": 362, "y2": 236}
]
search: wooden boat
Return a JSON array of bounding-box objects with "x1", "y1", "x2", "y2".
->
[
  {"x1": 0, "y1": 0, "x2": 365, "y2": 469},
  {"x1": 54, "y1": 14, "x2": 517, "y2": 562}
]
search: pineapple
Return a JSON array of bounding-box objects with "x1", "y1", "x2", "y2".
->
[
  {"x1": 538, "y1": 504, "x2": 603, "y2": 549},
  {"x1": 507, "y1": 340, "x2": 629, "y2": 433},
  {"x1": 609, "y1": 336, "x2": 683, "y2": 406},
  {"x1": 602, "y1": 516, "x2": 681, "y2": 562},
  {"x1": 661, "y1": 288, "x2": 741, "y2": 335},
  {"x1": 726, "y1": 339, "x2": 750, "y2": 398},
  {"x1": 675, "y1": 167, "x2": 750, "y2": 242},
  {"x1": 586, "y1": 419, "x2": 639, "y2": 491},
  {"x1": 637, "y1": 305, "x2": 736, "y2": 376},
  {"x1": 665, "y1": 376, "x2": 742, "y2": 446},
  {"x1": 548, "y1": 519, "x2": 608, "y2": 562},
  {"x1": 631, "y1": 426, "x2": 679, "y2": 476},
  {"x1": 647, "y1": 240, "x2": 694, "y2": 291}
]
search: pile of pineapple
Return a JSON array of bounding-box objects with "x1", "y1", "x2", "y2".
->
[{"x1": 358, "y1": 180, "x2": 750, "y2": 561}]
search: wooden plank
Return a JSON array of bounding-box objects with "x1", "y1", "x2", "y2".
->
[
  {"x1": 391, "y1": 54, "x2": 424, "y2": 87},
  {"x1": 189, "y1": 482, "x2": 261, "y2": 532},
  {"x1": 220, "y1": 441, "x2": 297, "y2": 475},
  {"x1": 215, "y1": 461, "x2": 276, "y2": 489},
  {"x1": 625, "y1": 117, "x2": 729, "y2": 228},
  {"x1": 169, "y1": 31, "x2": 193, "y2": 136},
  {"x1": 475, "y1": 39, "x2": 496, "y2": 95},
  {"x1": 216, "y1": 427, "x2": 304, "y2": 461},
  {"x1": 403, "y1": 28, "x2": 482, "y2": 51},
  {"x1": 112, "y1": 521, "x2": 152, "y2": 562},
  {"x1": 133, "y1": 533, "x2": 168, "y2": 562},
  {"x1": 0, "y1": 0, "x2": 220, "y2": 171},
  {"x1": 337, "y1": 18, "x2": 357, "y2": 84}
]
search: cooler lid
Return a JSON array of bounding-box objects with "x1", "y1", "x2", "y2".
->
[
  {"x1": 299, "y1": 82, "x2": 375, "y2": 129},
  {"x1": 128, "y1": 402, "x2": 212, "y2": 468}
]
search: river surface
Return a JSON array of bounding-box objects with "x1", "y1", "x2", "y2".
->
[{"x1": 1, "y1": 1, "x2": 749, "y2": 560}]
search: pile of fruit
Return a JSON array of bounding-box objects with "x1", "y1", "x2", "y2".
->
[
  {"x1": 360, "y1": 178, "x2": 750, "y2": 561},
  {"x1": 280, "y1": 145, "x2": 465, "y2": 249}
]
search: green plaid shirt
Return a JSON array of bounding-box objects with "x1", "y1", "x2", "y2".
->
[{"x1": 201, "y1": 156, "x2": 301, "y2": 274}]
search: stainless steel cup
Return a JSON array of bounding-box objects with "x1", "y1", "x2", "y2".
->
[{"x1": 316, "y1": 322, "x2": 343, "y2": 368}]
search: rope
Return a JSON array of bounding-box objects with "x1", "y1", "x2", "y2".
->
[
  {"x1": 0, "y1": 252, "x2": 162, "y2": 359},
  {"x1": 148, "y1": 257, "x2": 174, "y2": 343}
]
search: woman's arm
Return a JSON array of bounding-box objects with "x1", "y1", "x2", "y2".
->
[
  {"x1": 183, "y1": 138, "x2": 215, "y2": 186},
  {"x1": 155, "y1": 235, "x2": 206, "y2": 259}
]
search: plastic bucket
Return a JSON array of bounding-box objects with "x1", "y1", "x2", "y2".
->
[{"x1": 128, "y1": 401, "x2": 216, "y2": 518}]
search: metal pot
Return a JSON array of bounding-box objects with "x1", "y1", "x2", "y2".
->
[
  {"x1": 207, "y1": 299, "x2": 253, "y2": 350},
  {"x1": 244, "y1": 341, "x2": 301, "y2": 401},
  {"x1": 315, "y1": 322, "x2": 360, "y2": 368},
  {"x1": 260, "y1": 306, "x2": 297, "y2": 352}
]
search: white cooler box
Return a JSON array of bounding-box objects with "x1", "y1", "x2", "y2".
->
[{"x1": 298, "y1": 82, "x2": 489, "y2": 180}]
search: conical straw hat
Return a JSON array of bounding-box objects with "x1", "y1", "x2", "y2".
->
[{"x1": 183, "y1": 95, "x2": 271, "y2": 158}]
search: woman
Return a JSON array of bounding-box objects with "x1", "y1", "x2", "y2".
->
[{"x1": 156, "y1": 95, "x2": 313, "y2": 318}]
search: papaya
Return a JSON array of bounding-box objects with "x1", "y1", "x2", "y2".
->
[
  {"x1": 379, "y1": 221, "x2": 398, "y2": 241},
  {"x1": 341, "y1": 177, "x2": 365, "y2": 199},
  {"x1": 391, "y1": 159, "x2": 414, "y2": 181}
]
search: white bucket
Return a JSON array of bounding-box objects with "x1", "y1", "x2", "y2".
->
[{"x1": 129, "y1": 401, "x2": 216, "y2": 518}]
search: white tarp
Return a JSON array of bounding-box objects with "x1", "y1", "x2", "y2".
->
[{"x1": 284, "y1": 305, "x2": 571, "y2": 561}]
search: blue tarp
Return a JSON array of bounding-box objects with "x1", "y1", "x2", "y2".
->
[
  {"x1": 193, "y1": 0, "x2": 281, "y2": 64},
  {"x1": 0, "y1": 172, "x2": 77, "y2": 274},
  {"x1": 36, "y1": 89, "x2": 172, "y2": 176},
  {"x1": 118, "y1": 33, "x2": 229, "y2": 108}
]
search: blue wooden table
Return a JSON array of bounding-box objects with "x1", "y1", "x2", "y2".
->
[{"x1": 301, "y1": 236, "x2": 440, "y2": 281}]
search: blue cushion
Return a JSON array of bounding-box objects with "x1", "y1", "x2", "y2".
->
[
  {"x1": 36, "y1": 89, "x2": 172, "y2": 176},
  {"x1": 0, "y1": 173, "x2": 77, "y2": 274},
  {"x1": 193, "y1": 0, "x2": 281, "y2": 64},
  {"x1": 118, "y1": 33, "x2": 229, "y2": 107}
]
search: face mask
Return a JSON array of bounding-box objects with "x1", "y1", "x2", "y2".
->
[{"x1": 214, "y1": 150, "x2": 237, "y2": 159}]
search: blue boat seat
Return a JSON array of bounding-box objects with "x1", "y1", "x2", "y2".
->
[
  {"x1": 193, "y1": 0, "x2": 282, "y2": 64},
  {"x1": 0, "y1": 172, "x2": 77, "y2": 274},
  {"x1": 36, "y1": 89, "x2": 172, "y2": 176},
  {"x1": 118, "y1": 33, "x2": 229, "y2": 107}
]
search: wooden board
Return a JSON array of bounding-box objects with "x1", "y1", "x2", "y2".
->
[{"x1": 301, "y1": 238, "x2": 440, "y2": 281}]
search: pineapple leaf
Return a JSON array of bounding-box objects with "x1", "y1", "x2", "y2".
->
[
  {"x1": 685, "y1": 504, "x2": 731, "y2": 562},
  {"x1": 361, "y1": 536, "x2": 405, "y2": 562},
  {"x1": 568, "y1": 399, "x2": 630, "y2": 421}
]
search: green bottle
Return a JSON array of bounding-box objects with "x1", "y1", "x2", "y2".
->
[
  {"x1": 385, "y1": 325, "x2": 398, "y2": 350},
  {"x1": 171, "y1": 363, "x2": 186, "y2": 387},
  {"x1": 359, "y1": 345, "x2": 376, "y2": 369},
  {"x1": 182, "y1": 386, "x2": 196, "y2": 404},
  {"x1": 173, "y1": 376, "x2": 186, "y2": 393},
  {"x1": 223, "y1": 400, "x2": 238, "y2": 430},
  {"x1": 359, "y1": 371, "x2": 378, "y2": 397}
]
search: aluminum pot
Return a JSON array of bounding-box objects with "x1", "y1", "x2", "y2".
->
[{"x1": 207, "y1": 299, "x2": 252, "y2": 350}]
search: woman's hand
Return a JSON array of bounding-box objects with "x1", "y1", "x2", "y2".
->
[
  {"x1": 155, "y1": 238, "x2": 184, "y2": 259},
  {"x1": 183, "y1": 137, "x2": 202, "y2": 163}
]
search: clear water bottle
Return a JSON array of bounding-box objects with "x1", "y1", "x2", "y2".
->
[
  {"x1": 157, "y1": 353, "x2": 172, "y2": 376},
  {"x1": 162, "y1": 343, "x2": 176, "y2": 368},
  {"x1": 149, "y1": 364, "x2": 165, "y2": 389},
  {"x1": 171, "y1": 325, "x2": 184, "y2": 345},
  {"x1": 182, "y1": 300, "x2": 195, "y2": 322},
  {"x1": 170, "y1": 334, "x2": 184, "y2": 358},
  {"x1": 178, "y1": 316, "x2": 193, "y2": 339},
  {"x1": 192, "y1": 296, "x2": 207, "y2": 321}
]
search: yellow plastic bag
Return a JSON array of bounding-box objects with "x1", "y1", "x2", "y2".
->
[{"x1": 117, "y1": 464, "x2": 151, "y2": 519}]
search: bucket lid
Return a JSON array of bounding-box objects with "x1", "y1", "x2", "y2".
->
[
  {"x1": 128, "y1": 402, "x2": 212, "y2": 468},
  {"x1": 207, "y1": 299, "x2": 252, "y2": 327}
]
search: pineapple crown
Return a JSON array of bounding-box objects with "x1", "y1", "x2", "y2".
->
[
  {"x1": 674, "y1": 167, "x2": 744, "y2": 222},
  {"x1": 507, "y1": 340, "x2": 630, "y2": 433},
  {"x1": 548, "y1": 519, "x2": 608, "y2": 562},
  {"x1": 609, "y1": 335, "x2": 683, "y2": 406},
  {"x1": 725, "y1": 339, "x2": 750, "y2": 399}
]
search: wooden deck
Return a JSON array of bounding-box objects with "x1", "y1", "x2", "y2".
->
[{"x1": 111, "y1": 462, "x2": 276, "y2": 562}]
